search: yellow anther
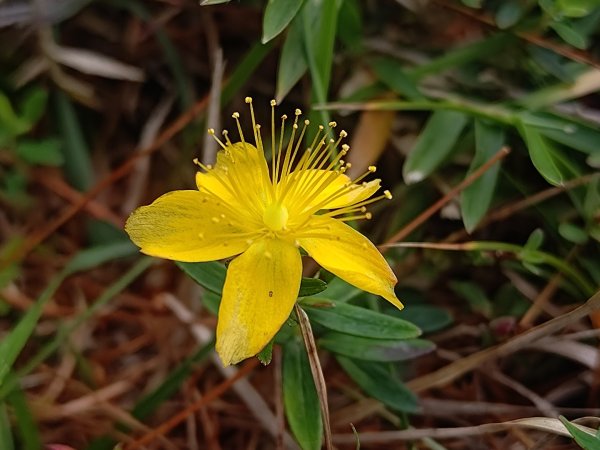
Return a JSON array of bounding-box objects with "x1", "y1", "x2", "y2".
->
[
  {"x1": 318, "y1": 125, "x2": 324, "y2": 130},
  {"x1": 368, "y1": 165, "x2": 377, "y2": 172},
  {"x1": 365, "y1": 212, "x2": 372, "y2": 219},
  {"x1": 304, "y1": 119, "x2": 310, "y2": 125},
  {"x1": 232, "y1": 112, "x2": 240, "y2": 118},
  {"x1": 340, "y1": 130, "x2": 347, "y2": 138},
  {"x1": 245, "y1": 97, "x2": 252, "y2": 103},
  {"x1": 282, "y1": 114, "x2": 288, "y2": 120},
  {"x1": 295, "y1": 108, "x2": 302, "y2": 115},
  {"x1": 208, "y1": 128, "x2": 215, "y2": 135},
  {"x1": 328, "y1": 121, "x2": 337, "y2": 127},
  {"x1": 342, "y1": 144, "x2": 350, "y2": 151},
  {"x1": 384, "y1": 190, "x2": 392, "y2": 199},
  {"x1": 270, "y1": 99, "x2": 277, "y2": 106}
]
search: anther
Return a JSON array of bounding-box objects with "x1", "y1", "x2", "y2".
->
[
  {"x1": 208, "y1": 128, "x2": 215, "y2": 135},
  {"x1": 368, "y1": 165, "x2": 377, "y2": 172},
  {"x1": 342, "y1": 144, "x2": 350, "y2": 151},
  {"x1": 270, "y1": 99, "x2": 277, "y2": 106},
  {"x1": 360, "y1": 206, "x2": 367, "y2": 213},
  {"x1": 328, "y1": 121, "x2": 337, "y2": 127},
  {"x1": 304, "y1": 119, "x2": 310, "y2": 125},
  {"x1": 365, "y1": 212, "x2": 372, "y2": 219},
  {"x1": 245, "y1": 97, "x2": 252, "y2": 103},
  {"x1": 340, "y1": 130, "x2": 348, "y2": 138},
  {"x1": 295, "y1": 109, "x2": 302, "y2": 116},
  {"x1": 384, "y1": 190, "x2": 392, "y2": 199},
  {"x1": 232, "y1": 112, "x2": 240, "y2": 118},
  {"x1": 345, "y1": 162, "x2": 352, "y2": 168},
  {"x1": 282, "y1": 114, "x2": 288, "y2": 120}
]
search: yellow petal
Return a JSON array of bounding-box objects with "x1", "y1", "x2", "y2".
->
[
  {"x1": 297, "y1": 216, "x2": 403, "y2": 309},
  {"x1": 196, "y1": 142, "x2": 272, "y2": 212},
  {"x1": 284, "y1": 169, "x2": 380, "y2": 211},
  {"x1": 125, "y1": 190, "x2": 250, "y2": 262},
  {"x1": 216, "y1": 238, "x2": 302, "y2": 365}
]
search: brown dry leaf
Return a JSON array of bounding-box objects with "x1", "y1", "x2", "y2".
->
[{"x1": 347, "y1": 110, "x2": 395, "y2": 178}]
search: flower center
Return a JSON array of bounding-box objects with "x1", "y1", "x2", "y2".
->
[{"x1": 263, "y1": 202, "x2": 288, "y2": 231}]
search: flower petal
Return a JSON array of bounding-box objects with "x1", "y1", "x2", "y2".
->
[
  {"x1": 196, "y1": 142, "x2": 272, "y2": 213},
  {"x1": 284, "y1": 169, "x2": 380, "y2": 211},
  {"x1": 216, "y1": 238, "x2": 302, "y2": 365},
  {"x1": 125, "y1": 190, "x2": 251, "y2": 262},
  {"x1": 297, "y1": 216, "x2": 403, "y2": 309}
]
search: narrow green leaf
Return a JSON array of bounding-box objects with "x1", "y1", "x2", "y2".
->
[
  {"x1": 518, "y1": 122, "x2": 567, "y2": 186},
  {"x1": 0, "y1": 274, "x2": 66, "y2": 387},
  {"x1": 319, "y1": 332, "x2": 435, "y2": 362},
  {"x1": 403, "y1": 110, "x2": 469, "y2": 184},
  {"x1": 5, "y1": 382, "x2": 41, "y2": 450},
  {"x1": 551, "y1": 21, "x2": 588, "y2": 49},
  {"x1": 449, "y1": 281, "x2": 493, "y2": 318},
  {"x1": 262, "y1": 0, "x2": 305, "y2": 43},
  {"x1": 257, "y1": 339, "x2": 274, "y2": 365},
  {"x1": 461, "y1": 120, "x2": 504, "y2": 233},
  {"x1": 19, "y1": 89, "x2": 48, "y2": 125},
  {"x1": 177, "y1": 261, "x2": 226, "y2": 294},
  {"x1": 398, "y1": 305, "x2": 452, "y2": 333},
  {"x1": 0, "y1": 402, "x2": 15, "y2": 450},
  {"x1": 15, "y1": 139, "x2": 64, "y2": 166},
  {"x1": 54, "y1": 92, "x2": 94, "y2": 191},
  {"x1": 559, "y1": 416, "x2": 600, "y2": 450},
  {"x1": 283, "y1": 336, "x2": 322, "y2": 450},
  {"x1": 301, "y1": 298, "x2": 421, "y2": 339},
  {"x1": 276, "y1": 16, "x2": 307, "y2": 102},
  {"x1": 520, "y1": 112, "x2": 600, "y2": 156},
  {"x1": 559, "y1": 222, "x2": 589, "y2": 244},
  {"x1": 495, "y1": 0, "x2": 525, "y2": 29},
  {"x1": 337, "y1": 0, "x2": 362, "y2": 50},
  {"x1": 556, "y1": 0, "x2": 599, "y2": 17},
  {"x1": 337, "y1": 357, "x2": 419, "y2": 413},
  {"x1": 65, "y1": 241, "x2": 138, "y2": 274},
  {"x1": 0, "y1": 92, "x2": 29, "y2": 136},
  {"x1": 370, "y1": 58, "x2": 423, "y2": 100},
  {"x1": 299, "y1": 278, "x2": 328, "y2": 297},
  {"x1": 524, "y1": 228, "x2": 545, "y2": 251}
]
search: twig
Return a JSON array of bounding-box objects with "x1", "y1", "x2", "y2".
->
[
  {"x1": 406, "y1": 288, "x2": 600, "y2": 393},
  {"x1": 295, "y1": 305, "x2": 333, "y2": 450},
  {"x1": 382, "y1": 146, "x2": 510, "y2": 248}
]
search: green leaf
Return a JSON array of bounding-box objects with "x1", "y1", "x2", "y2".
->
[
  {"x1": 19, "y1": 89, "x2": 48, "y2": 125},
  {"x1": 301, "y1": 298, "x2": 421, "y2": 339},
  {"x1": 337, "y1": 357, "x2": 419, "y2": 413},
  {"x1": 518, "y1": 122, "x2": 567, "y2": 186},
  {"x1": 337, "y1": 0, "x2": 362, "y2": 50},
  {"x1": 461, "y1": 0, "x2": 482, "y2": 7},
  {"x1": 5, "y1": 382, "x2": 41, "y2": 450},
  {"x1": 177, "y1": 261, "x2": 227, "y2": 294},
  {"x1": 559, "y1": 222, "x2": 589, "y2": 244},
  {"x1": 551, "y1": 21, "x2": 589, "y2": 49},
  {"x1": 559, "y1": 416, "x2": 600, "y2": 450},
  {"x1": 257, "y1": 339, "x2": 274, "y2": 365},
  {"x1": 520, "y1": 112, "x2": 600, "y2": 156},
  {"x1": 15, "y1": 139, "x2": 64, "y2": 166},
  {"x1": 276, "y1": 16, "x2": 307, "y2": 102},
  {"x1": 461, "y1": 120, "x2": 504, "y2": 233},
  {"x1": 495, "y1": 0, "x2": 525, "y2": 28},
  {"x1": 403, "y1": 110, "x2": 469, "y2": 184},
  {"x1": 0, "y1": 402, "x2": 14, "y2": 450},
  {"x1": 262, "y1": 0, "x2": 306, "y2": 43},
  {"x1": 370, "y1": 58, "x2": 423, "y2": 100},
  {"x1": 54, "y1": 92, "x2": 94, "y2": 191},
  {"x1": 524, "y1": 228, "x2": 545, "y2": 251},
  {"x1": 0, "y1": 92, "x2": 29, "y2": 136},
  {"x1": 392, "y1": 304, "x2": 453, "y2": 334},
  {"x1": 319, "y1": 332, "x2": 435, "y2": 362},
  {"x1": 299, "y1": 278, "x2": 328, "y2": 297},
  {"x1": 283, "y1": 336, "x2": 322, "y2": 450},
  {"x1": 556, "y1": 0, "x2": 599, "y2": 18},
  {"x1": 65, "y1": 241, "x2": 139, "y2": 274}
]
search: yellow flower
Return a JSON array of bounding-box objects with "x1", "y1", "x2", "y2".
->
[{"x1": 125, "y1": 98, "x2": 403, "y2": 365}]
